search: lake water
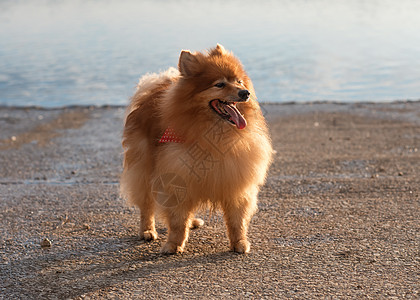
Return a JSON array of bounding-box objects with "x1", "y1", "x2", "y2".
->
[{"x1": 1, "y1": 0, "x2": 420, "y2": 107}]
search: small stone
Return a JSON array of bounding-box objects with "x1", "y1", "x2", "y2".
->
[
  {"x1": 40, "y1": 238, "x2": 52, "y2": 248},
  {"x1": 398, "y1": 172, "x2": 403, "y2": 176},
  {"x1": 83, "y1": 224, "x2": 90, "y2": 230},
  {"x1": 11, "y1": 136, "x2": 17, "y2": 142}
]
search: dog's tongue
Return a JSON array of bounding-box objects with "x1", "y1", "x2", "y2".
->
[{"x1": 223, "y1": 103, "x2": 247, "y2": 129}]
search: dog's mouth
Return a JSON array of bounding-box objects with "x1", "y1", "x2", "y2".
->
[{"x1": 209, "y1": 99, "x2": 247, "y2": 130}]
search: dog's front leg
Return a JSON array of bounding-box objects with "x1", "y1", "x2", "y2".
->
[
  {"x1": 222, "y1": 195, "x2": 258, "y2": 254},
  {"x1": 161, "y1": 210, "x2": 193, "y2": 254}
]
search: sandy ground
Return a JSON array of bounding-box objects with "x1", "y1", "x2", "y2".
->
[{"x1": 0, "y1": 102, "x2": 419, "y2": 299}]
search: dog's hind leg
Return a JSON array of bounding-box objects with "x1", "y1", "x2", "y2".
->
[
  {"x1": 190, "y1": 217, "x2": 204, "y2": 229},
  {"x1": 137, "y1": 188, "x2": 158, "y2": 241},
  {"x1": 121, "y1": 164, "x2": 158, "y2": 241}
]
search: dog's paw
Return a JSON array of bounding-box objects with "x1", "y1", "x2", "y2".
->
[
  {"x1": 190, "y1": 218, "x2": 204, "y2": 229},
  {"x1": 141, "y1": 230, "x2": 158, "y2": 241},
  {"x1": 231, "y1": 239, "x2": 250, "y2": 254},
  {"x1": 160, "y1": 242, "x2": 184, "y2": 255}
]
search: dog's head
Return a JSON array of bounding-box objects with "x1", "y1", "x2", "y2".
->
[{"x1": 173, "y1": 44, "x2": 257, "y2": 130}]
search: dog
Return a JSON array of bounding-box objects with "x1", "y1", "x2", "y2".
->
[{"x1": 121, "y1": 44, "x2": 272, "y2": 254}]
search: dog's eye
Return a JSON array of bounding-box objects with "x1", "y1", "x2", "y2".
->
[
  {"x1": 214, "y1": 82, "x2": 225, "y2": 88},
  {"x1": 237, "y1": 80, "x2": 243, "y2": 85}
]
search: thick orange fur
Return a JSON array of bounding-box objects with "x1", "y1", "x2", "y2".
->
[{"x1": 121, "y1": 45, "x2": 272, "y2": 254}]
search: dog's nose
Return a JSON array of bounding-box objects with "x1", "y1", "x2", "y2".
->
[{"x1": 238, "y1": 89, "x2": 250, "y2": 100}]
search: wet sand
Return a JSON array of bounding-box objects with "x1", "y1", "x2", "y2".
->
[{"x1": 1, "y1": 102, "x2": 419, "y2": 298}]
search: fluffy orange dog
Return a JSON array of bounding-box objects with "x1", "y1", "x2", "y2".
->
[{"x1": 121, "y1": 44, "x2": 272, "y2": 254}]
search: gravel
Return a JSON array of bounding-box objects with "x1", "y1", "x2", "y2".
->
[{"x1": 1, "y1": 102, "x2": 419, "y2": 299}]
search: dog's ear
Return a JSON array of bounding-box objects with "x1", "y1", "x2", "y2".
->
[
  {"x1": 216, "y1": 44, "x2": 226, "y2": 54},
  {"x1": 179, "y1": 50, "x2": 199, "y2": 77},
  {"x1": 210, "y1": 44, "x2": 227, "y2": 56}
]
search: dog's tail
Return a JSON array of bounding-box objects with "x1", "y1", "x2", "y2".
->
[{"x1": 126, "y1": 67, "x2": 180, "y2": 116}]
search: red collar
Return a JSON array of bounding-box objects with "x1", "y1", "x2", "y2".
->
[{"x1": 159, "y1": 127, "x2": 185, "y2": 143}]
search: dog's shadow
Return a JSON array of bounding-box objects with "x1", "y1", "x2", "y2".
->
[{"x1": 5, "y1": 230, "x2": 244, "y2": 299}]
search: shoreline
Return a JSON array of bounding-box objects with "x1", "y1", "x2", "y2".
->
[{"x1": 1, "y1": 98, "x2": 419, "y2": 110}]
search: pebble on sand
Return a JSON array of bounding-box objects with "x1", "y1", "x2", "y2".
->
[{"x1": 40, "y1": 238, "x2": 52, "y2": 248}]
